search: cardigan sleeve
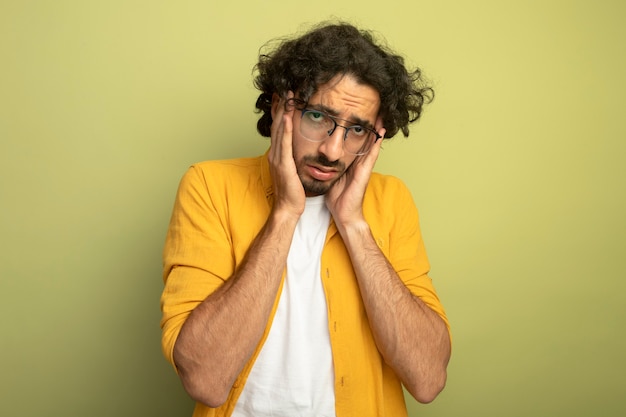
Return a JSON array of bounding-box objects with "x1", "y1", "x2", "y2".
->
[
  {"x1": 367, "y1": 174, "x2": 450, "y2": 333},
  {"x1": 160, "y1": 165, "x2": 235, "y2": 370}
]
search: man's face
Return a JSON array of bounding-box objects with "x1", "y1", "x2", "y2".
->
[{"x1": 289, "y1": 75, "x2": 381, "y2": 196}]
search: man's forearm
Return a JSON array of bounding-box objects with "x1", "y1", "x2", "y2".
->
[
  {"x1": 339, "y1": 221, "x2": 451, "y2": 403},
  {"x1": 172, "y1": 210, "x2": 299, "y2": 407}
]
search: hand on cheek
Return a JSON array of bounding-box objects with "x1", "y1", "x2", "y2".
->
[{"x1": 268, "y1": 91, "x2": 305, "y2": 217}]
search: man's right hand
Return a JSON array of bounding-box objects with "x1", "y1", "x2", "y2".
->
[{"x1": 268, "y1": 91, "x2": 305, "y2": 219}]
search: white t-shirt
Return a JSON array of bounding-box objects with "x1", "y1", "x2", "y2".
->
[{"x1": 232, "y1": 195, "x2": 336, "y2": 417}]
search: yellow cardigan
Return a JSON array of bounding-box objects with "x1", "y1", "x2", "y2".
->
[{"x1": 161, "y1": 153, "x2": 450, "y2": 417}]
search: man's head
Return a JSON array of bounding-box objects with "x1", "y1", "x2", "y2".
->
[
  {"x1": 254, "y1": 22, "x2": 433, "y2": 140},
  {"x1": 272, "y1": 74, "x2": 381, "y2": 196}
]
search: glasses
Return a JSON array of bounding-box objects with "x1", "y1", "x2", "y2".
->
[{"x1": 298, "y1": 108, "x2": 382, "y2": 156}]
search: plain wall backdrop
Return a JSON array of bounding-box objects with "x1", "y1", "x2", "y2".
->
[{"x1": 1, "y1": 1, "x2": 624, "y2": 416}]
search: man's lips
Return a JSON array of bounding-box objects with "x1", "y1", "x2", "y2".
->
[{"x1": 307, "y1": 164, "x2": 339, "y2": 181}]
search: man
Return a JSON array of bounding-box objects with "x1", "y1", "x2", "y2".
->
[{"x1": 161, "y1": 22, "x2": 451, "y2": 417}]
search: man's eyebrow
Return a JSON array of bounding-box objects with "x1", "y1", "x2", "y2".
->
[{"x1": 307, "y1": 104, "x2": 375, "y2": 130}]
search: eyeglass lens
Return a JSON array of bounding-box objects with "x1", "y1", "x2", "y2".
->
[{"x1": 300, "y1": 110, "x2": 373, "y2": 155}]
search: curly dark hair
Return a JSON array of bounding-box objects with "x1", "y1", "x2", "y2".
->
[{"x1": 253, "y1": 22, "x2": 433, "y2": 139}]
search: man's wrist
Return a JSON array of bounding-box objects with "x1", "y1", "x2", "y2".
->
[
  {"x1": 336, "y1": 218, "x2": 370, "y2": 241},
  {"x1": 268, "y1": 205, "x2": 302, "y2": 228}
]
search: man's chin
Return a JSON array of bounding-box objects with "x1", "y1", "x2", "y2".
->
[{"x1": 301, "y1": 178, "x2": 336, "y2": 197}]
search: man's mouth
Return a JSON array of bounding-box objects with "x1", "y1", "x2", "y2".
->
[{"x1": 307, "y1": 164, "x2": 339, "y2": 181}]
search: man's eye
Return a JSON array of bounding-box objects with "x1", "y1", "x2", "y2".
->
[
  {"x1": 350, "y1": 126, "x2": 367, "y2": 137},
  {"x1": 307, "y1": 111, "x2": 325, "y2": 121}
]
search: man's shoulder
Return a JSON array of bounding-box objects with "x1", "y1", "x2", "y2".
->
[
  {"x1": 364, "y1": 172, "x2": 416, "y2": 211},
  {"x1": 367, "y1": 171, "x2": 410, "y2": 195},
  {"x1": 364, "y1": 172, "x2": 418, "y2": 228},
  {"x1": 186, "y1": 154, "x2": 267, "y2": 183},
  {"x1": 191, "y1": 154, "x2": 265, "y2": 173},
  {"x1": 179, "y1": 154, "x2": 268, "y2": 195}
]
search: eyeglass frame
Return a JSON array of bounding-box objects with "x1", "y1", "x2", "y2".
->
[{"x1": 286, "y1": 97, "x2": 383, "y2": 156}]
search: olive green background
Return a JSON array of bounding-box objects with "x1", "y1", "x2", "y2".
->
[{"x1": 1, "y1": 1, "x2": 624, "y2": 416}]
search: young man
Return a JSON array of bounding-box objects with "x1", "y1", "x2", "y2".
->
[{"x1": 161, "y1": 22, "x2": 451, "y2": 417}]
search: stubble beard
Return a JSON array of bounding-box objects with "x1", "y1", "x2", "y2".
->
[
  {"x1": 299, "y1": 175, "x2": 337, "y2": 196},
  {"x1": 297, "y1": 154, "x2": 346, "y2": 196}
]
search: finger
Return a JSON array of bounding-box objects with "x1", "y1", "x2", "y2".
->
[
  {"x1": 349, "y1": 126, "x2": 385, "y2": 180},
  {"x1": 270, "y1": 97, "x2": 286, "y2": 149},
  {"x1": 279, "y1": 91, "x2": 295, "y2": 159},
  {"x1": 363, "y1": 132, "x2": 384, "y2": 167},
  {"x1": 364, "y1": 116, "x2": 385, "y2": 166},
  {"x1": 280, "y1": 111, "x2": 294, "y2": 162},
  {"x1": 374, "y1": 115, "x2": 384, "y2": 133},
  {"x1": 269, "y1": 94, "x2": 294, "y2": 167}
]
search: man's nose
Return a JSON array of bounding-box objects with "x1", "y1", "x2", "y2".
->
[{"x1": 318, "y1": 127, "x2": 345, "y2": 162}]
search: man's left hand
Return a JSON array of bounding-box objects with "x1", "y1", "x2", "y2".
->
[{"x1": 325, "y1": 119, "x2": 386, "y2": 229}]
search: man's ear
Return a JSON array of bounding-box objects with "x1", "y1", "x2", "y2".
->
[{"x1": 270, "y1": 93, "x2": 281, "y2": 120}]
